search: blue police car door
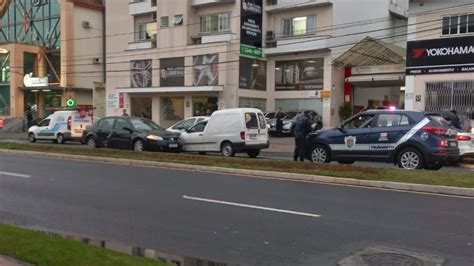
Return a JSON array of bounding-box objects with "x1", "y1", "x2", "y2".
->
[
  {"x1": 369, "y1": 113, "x2": 413, "y2": 159},
  {"x1": 330, "y1": 113, "x2": 376, "y2": 159}
]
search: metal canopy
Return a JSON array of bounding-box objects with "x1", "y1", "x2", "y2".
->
[{"x1": 334, "y1": 36, "x2": 406, "y2": 67}]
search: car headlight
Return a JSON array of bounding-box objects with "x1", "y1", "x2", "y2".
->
[{"x1": 146, "y1": 135, "x2": 163, "y2": 141}]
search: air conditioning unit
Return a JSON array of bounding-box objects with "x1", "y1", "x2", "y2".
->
[
  {"x1": 151, "y1": 13, "x2": 157, "y2": 21},
  {"x1": 82, "y1": 21, "x2": 91, "y2": 29},
  {"x1": 92, "y1": 57, "x2": 102, "y2": 64}
]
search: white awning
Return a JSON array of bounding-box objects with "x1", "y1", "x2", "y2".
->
[
  {"x1": 345, "y1": 74, "x2": 405, "y2": 87},
  {"x1": 116, "y1": 86, "x2": 224, "y2": 93}
]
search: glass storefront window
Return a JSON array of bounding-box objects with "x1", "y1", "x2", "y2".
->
[
  {"x1": 192, "y1": 97, "x2": 218, "y2": 116},
  {"x1": 24, "y1": 52, "x2": 37, "y2": 76},
  {"x1": 275, "y1": 99, "x2": 323, "y2": 114},
  {"x1": 239, "y1": 97, "x2": 266, "y2": 112},
  {"x1": 0, "y1": 51, "x2": 10, "y2": 115},
  {"x1": 131, "y1": 97, "x2": 152, "y2": 119}
]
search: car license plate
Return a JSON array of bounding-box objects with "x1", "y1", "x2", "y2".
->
[
  {"x1": 449, "y1": 141, "x2": 457, "y2": 147},
  {"x1": 249, "y1": 134, "x2": 257, "y2": 140},
  {"x1": 74, "y1": 129, "x2": 82, "y2": 134},
  {"x1": 169, "y1": 143, "x2": 178, "y2": 148}
]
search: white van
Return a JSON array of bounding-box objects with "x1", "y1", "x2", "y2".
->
[
  {"x1": 28, "y1": 110, "x2": 93, "y2": 144},
  {"x1": 180, "y1": 108, "x2": 269, "y2": 157}
]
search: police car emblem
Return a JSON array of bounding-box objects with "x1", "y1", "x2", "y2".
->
[{"x1": 344, "y1": 136, "x2": 357, "y2": 150}]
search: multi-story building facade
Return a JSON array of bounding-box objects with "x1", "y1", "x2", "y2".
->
[
  {"x1": 105, "y1": 0, "x2": 409, "y2": 128},
  {"x1": 405, "y1": 0, "x2": 474, "y2": 122},
  {"x1": 0, "y1": 0, "x2": 104, "y2": 118}
]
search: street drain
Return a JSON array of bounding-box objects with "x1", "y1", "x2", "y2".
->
[{"x1": 362, "y1": 253, "x2": 424, "y2": 266}]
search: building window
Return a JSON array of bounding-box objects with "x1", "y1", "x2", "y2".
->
[
  {"x1": 282, "y1": 15, "x2": 315, "y2": 37},
  {"x1": 173, "y1": 14, "x2": 183, "y2": 26},
  {"x1": 161, "y1": 16, "x2": 169, "y2": 28},
  {"x1": 442, "y1": 14, "x2": 474, "y2": 35},
  {"x1": 239, "y1": 97, "x2": 267, "y2": 112},
  {"x1": 137, "y1": 22, "x2": 156, "y2": 41},
  {"x1": 199, "y1": 13, "x2": 231, "y2": 34}
]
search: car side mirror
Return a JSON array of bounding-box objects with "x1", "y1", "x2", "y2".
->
[
  {"x1": 123, "y1": 127, "x2": 133, "y2": 133},
  {"x1": 337, "y1": 124, "x2": 344, "y2": 131}
]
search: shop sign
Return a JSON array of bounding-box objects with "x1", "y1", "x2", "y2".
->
[
  {"x1": 301, "y1": 90, "x2": 331, "y2": 98},
  {"x1": 406, "y1": 36, "x2": 474, "y2": 75},
  {"x1": 239, "y1": 57, "x2": 266, "y2": 90},
  {"x1": 23, "y1": 74, "x2": 48, "y2": 87},
  {"x1": 193, "y1": 54, "x2": 219, "y2": 86},
  {"x1": 240, "y1": 0, "x2": 263, "y2": 58},
  {"x1": 107, "y1": 92, "x2": 118, "y2": 108},
  {"x1": 275, "y1": 59, "x2": 324, "y2": 90},
  {"x1": 352, "y1": 64, "x2": 405, "y2": 75},
  {"x1": 119, "y1": 93, "x2": 124, "y2": 108}
]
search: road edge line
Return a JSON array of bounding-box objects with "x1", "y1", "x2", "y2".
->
[{"x1": 1, "y1": 149, "x2": 473, "y2": 197}]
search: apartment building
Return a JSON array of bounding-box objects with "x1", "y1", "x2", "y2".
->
[
  {"x1": 105, "y1": 0, "x2": 408, "y2": 127},
  {"x1": 0, "y1": 0, "x2": 105, "y2": 118},
  {"x1": 405, "y1": 0, "x2": 474, "y2": 121}
]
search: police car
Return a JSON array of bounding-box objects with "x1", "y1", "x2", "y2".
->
[{"x1": 307, "y1": 110, "x2": 459, "y2": 170}]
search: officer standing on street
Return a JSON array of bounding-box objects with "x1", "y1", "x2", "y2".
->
[{"x1": 293, "y1": 110, "x2": 313, "y2": 162}]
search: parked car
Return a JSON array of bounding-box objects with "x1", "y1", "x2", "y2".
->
[
  {"x1": 457, "y1": 132, "x2": 474, "y2": 159},
  {"x1": 264, "y1": 112, "x2": 276, "y2": 121},
  {"x1": 82, "y1": 116, "x2": 181, "y2": 152},
  {"x1": 179, "y1": 108, "x2": 269, "y2": 157},
  {"x1": 167, "y1": 116, "x2": 209, "y2": 133},
  {"x1": 28, "y1": 110, "x2": 93, "y2": 144},
  {"x1": 307, "y1": 110, "x2": 459, "y2": 170},
  {"x1": 267, "y1": 111, "x2": 299, "y2": 136}
]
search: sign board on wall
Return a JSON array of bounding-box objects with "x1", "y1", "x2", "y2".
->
[
  {"x1": 351, "y1": 64, "x2": 405, "y2": 75},
  {"x1": 406, "y1": 36, "x2": 474, "y2": 75},
  {"x1": 107, "y1": 92, "x2": 118, "y2": 109},
  {"x1": 160, "y1": 57, "x2": 185, "y2": 87},
  {"x1": 23, "y1": 74, "x2": 48, "y2": 87},
  {"x1": 240, "y1": 0, "x2": 263, "y2": 58}
]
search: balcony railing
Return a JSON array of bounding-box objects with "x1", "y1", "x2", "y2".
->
[
  {"x1": 264, "y1": 34, "x2": 330, "y2": 55},
  {"x1": 128, "y1": 38, "x2": 156, "y2": 50},
  {"x1": 265, "y1": 0, "x2": 331, "y2": 12},
  {"x1": 191, "y1": 0, "x2": 235, "y2": 7},
  {"x1": 129, "y1": 0, "x2": 157, "y2": 16}
]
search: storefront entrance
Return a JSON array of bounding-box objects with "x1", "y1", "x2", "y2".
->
[
  {"x1": 131, "y1": 97, "x2": 152, "y2": 119},
  {"x1": 161, "y1": 97, "x2": 185, "y2": 128},
  {"x1": 425, "y1": 80, "x2": 474, "y2": 119}
]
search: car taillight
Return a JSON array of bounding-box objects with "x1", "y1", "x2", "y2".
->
[
  {"x1": 67, "y1": 116, "x2": 72, "y2": 130},
  {"x1": 440, "y1": 139, "x2": 449, "y2": 147},
  {"x1": 240, "y1": 131, "x2": 245, "y2": 140},
  {"x1": 457, "y1": 135, "x2": 471, "y2": 141},
  {"x1": 422, "y1": 126, "x2": 447, "y2": 135}
]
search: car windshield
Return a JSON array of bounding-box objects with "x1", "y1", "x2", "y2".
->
[
  {"x1": 285, "y1": 112, "x2": 298, "y2": 119},
  {"x1": 130, "y1": 118, "x2": 163, "y2": 131}
]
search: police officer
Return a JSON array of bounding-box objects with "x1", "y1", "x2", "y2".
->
[
  {"x1": 293, "y1": 110, "x2": 313, "y2": 162},
  {"x1": 275, "y1": 107, "x2": 285, "y2": 137}
]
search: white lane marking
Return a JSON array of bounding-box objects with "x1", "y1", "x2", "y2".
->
[
  {"x1": 183, "y1": 195, "x2": 321, "y2": 218},
  {"x1": 0, "y1": 171, "x2": 32, "y2": 179}
]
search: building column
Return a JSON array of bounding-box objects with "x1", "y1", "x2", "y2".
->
[
  {"x1": 151, "y1": 95, "x2": 161, "y2": 124},
  {"x1": 405, "y1": 75, "x2": 415, "y2": 110}
]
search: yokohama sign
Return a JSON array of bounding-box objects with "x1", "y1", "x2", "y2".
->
[{"x1": 406, "y1": 36, "x2": 474, "y2": 75}]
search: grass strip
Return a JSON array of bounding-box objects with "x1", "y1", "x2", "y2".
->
[
  {"x1": 0, "y1": 223, "x2": 165, "y2": 266},
  {"x1": 0, "y1": 142, "x2": 473, "y2": 188}
]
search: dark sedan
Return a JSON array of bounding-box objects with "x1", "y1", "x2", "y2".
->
[{"x1": 82, "y1": 116, "x2": 182, "y2": 152}]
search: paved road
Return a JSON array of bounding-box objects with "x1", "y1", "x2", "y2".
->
[{"x1": 0, "y1": 153, "x2": 473, "y2": 265}]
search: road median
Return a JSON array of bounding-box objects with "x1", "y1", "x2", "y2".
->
[
  {"x1": 0, "y1": 142, "x2": 473, "y2": 197},
  {"x1": 0, "y1": 224, "x2": 164, "y2": 266}
]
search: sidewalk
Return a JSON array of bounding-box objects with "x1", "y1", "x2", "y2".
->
[{"x1": 0, "y1": 256, "x2": 31, "y2": 266}]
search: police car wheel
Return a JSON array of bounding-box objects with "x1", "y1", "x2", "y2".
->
[
  {"x1": 311, "y1": 145, "x2": 330, "y2": 163},
  {"x1": 397, "y1": 148, "x2": 424, "y2": 170},
  {"x1": 133, "y1": 139, "x2": 145, "y2": 152},
  {"x1": 28, "y1": 133, "x2": 36, "y2": 143},
  {"x1": 424, "y1": 163, "x2": 443, "y2": 171},
  {"x1": 57, "y1": 134, "x2": 65, "y2": 144},
  {"x1": 87, "y1": 137, "x2": 97, "y2": 149}
]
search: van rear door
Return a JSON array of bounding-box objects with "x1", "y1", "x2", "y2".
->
[
  {"x1": 71, "y1": 112, "x2": 93, "y2": 139},
  {"x1": 244, "y1": 112, "x2": 267, "y2": 145}
]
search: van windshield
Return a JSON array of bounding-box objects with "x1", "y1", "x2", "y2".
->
[{"x1": 245, "y1": 113, "x2": 259, "y2": 129}]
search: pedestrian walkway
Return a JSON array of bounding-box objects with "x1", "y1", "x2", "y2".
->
[{"x1": 0, "y1": 256, "x2": 31, "y2": 266}]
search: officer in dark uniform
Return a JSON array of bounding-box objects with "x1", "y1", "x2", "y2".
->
[{"x1": 293, "y1": 110, "x2": 313, "y2": 162}]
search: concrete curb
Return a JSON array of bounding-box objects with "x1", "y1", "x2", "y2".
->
[{"x1": 1, "y1": 149, "x2": 473, "y2": 197}]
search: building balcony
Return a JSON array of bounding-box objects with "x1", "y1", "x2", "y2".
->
[
  {"x1": 264, "y1": 0, "x2": 331, "y2": 13},
  {"x1": 388, "y1": 1, "x2": 408, "y2": 18},
  {"x1": 191, "y1": 0, "x2": 235, "y2": 7},
  {"x1": 191, "y1": 32, "x2": 235, "y2": 45},
  {"x1": 129, "y1": 0, "x2": 157, "y2": 16},
  {"x1": 264, "y1": 35, "x2": 330, "y2": 55},
  {"x1": 128, "y1": 39, "x2": 156, "y2": 50}
]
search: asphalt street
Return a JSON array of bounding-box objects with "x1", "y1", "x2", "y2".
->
[{"x1": 0, "y1": 153, "x2": 473, "y2": 265}]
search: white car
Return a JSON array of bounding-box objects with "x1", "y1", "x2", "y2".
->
[
  {"x1": 457, "y1": 132, "x2": 474, "y2": 157},
  {"x1": 28, "y1": 110, "x2": 93, "y2": 144},
  {"x1": 180, "y1": 108, "x2": 269, "y2": 157},
  {"x1": 166, "y1": 116, "x2": 209, "y2": 133}
]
